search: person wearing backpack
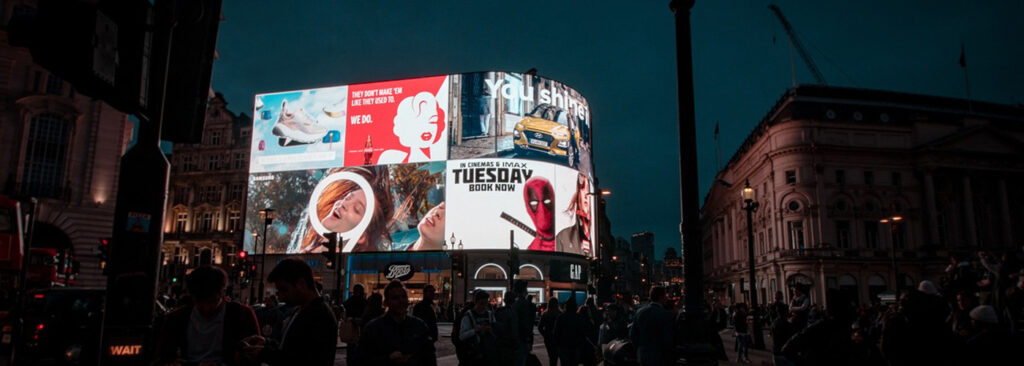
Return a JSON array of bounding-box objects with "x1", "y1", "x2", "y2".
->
[
  {"x1": 460, "y1": 291, "x2": 498, "y2": 366},
  {"x1": 451, "y1": 302, "x2": 474, "y2": 366}
]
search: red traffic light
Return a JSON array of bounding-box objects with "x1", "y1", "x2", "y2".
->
[
  {"x1": 99, "y1": 238, "x2": 110, "y2": 246},
  {"x1": 238, "y1": 251, "x2": 247, "y2": 259}
]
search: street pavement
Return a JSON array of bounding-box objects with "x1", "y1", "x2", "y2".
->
[{"x1": 333, "y1": 322, "x2": 774, "y2": 366}]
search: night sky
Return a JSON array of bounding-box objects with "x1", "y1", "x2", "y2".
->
[{"x1": 210, "y1": 0, "x2": 1024, "y2": 259}]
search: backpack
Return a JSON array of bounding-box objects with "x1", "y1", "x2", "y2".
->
[{"x1": 452, "y1": 308, "x2": 470, "y2": 348}]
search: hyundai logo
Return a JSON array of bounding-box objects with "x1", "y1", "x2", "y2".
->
[{"x1": 534, "y1": 132, "x2": 542, "y2": 138}]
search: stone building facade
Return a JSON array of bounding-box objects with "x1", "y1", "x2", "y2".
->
[
  {"x1": 160, "y1": 94, "x2": 251, "y2": 287},
  {"x1": 0, "y1": 1, "x2": 133, "y2": 288},
  {"x1": 702, "y1": 85, "x2": 1024, "y2": 306}
]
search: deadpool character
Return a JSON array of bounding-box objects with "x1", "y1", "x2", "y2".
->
[{"x1": 523, "y1": 177, "x2": 555, "y2": 251}]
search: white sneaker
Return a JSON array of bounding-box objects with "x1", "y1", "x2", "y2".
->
[{"x1": 272, "y1": 100, "x2": 327, "y2": 144}]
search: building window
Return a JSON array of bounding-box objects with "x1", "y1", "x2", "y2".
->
[
  {"x1": 21, "y1": 113, "x2": 71, "y2": 198},
  {"x1": 206, "y1": 154, "x2": 218, "y2": 170},
  {"x1": 787, "y1": 221, "x2": 805, "y2": 250},
  {"x1": 33, "y1": 71, "x2": 42, "y2": 92},
  {"x1": 197, "y1": 212, "x2": 213, "y2": 233},
  {"x1": 197, "y1": 185, "x2": 221, "y2": 203},
  {"x1": 173, "y1": 186, "x2": 190, "y2": 205},
  {"x1": 45, "y1": 74, "x2": 63, "y2": 95},
  {"x1": 767, "y1": 228, "x2": 773, "y2": 251},
  {"x1": 233, "y1": 152, "x2": 247, "y2": 170},
  {"x1": 182, "y1": 154, "x2": 197, "y2": 172},
  {"x1": 891, "y1": 172, "x2": 902, "y2": 186},
  {"x1": 228, "y1": 210, "x2": 241, "y2": 232},
  {"x1": 785, "y1": 170, "x2": 797, "y2": 184},
  {"x1": 864, "y1": 221, "x2": 879, "y2": 248},
  {"x1": 176, "y1": 212, "x2": 188, "y2": 233},
  {"x1": 835, "y1": 169, "x2": 846, "y2": 185},
  {"x1": 208, "y1": 130, "x2": 222, "y2": 145},
  {"x1": 864, "y1": 171, "x2": 874, "y2": 185},
  {"x1": 228, "y1": 183, "x2": 245, "y2": 201},
  {"x1": 787, "y1": 201, "x2": 801, "y2": 212},
  {"x1": 239, "y1": 129, "x2": 250, "y2": 140},
  {"x1": 836, "y1": 220, "x2": 852, "y2": 248}
]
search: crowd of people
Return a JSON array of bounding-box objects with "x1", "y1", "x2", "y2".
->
[
  {"x1": 707, "y1": 250, "x2": 1024, "y2": 365},
  {"x1": 150, "y1": 249, "x2": 1023, "y2": 366}
]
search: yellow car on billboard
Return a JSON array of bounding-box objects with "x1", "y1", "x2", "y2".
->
[{"x1": 513, "y1": 104, "x2": 576, "y2": 160}]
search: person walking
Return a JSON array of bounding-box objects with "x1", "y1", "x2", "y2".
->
[
  {"x1": 359, "y1": 280, "x2": 436, "y2": 366},
  {"x1": 788, "y1": 285, "x2": 811, "y2": 329},
  {"x1": 451, "y1": 300, "x2": 476, "y2": 366},
  {"x1": 537, "y1": 298, "x2": 561, "y2": 366},
  {"x1": 344, "y1": 284, "x2": 369, "y2": 366},
  {"x1": 553, "y1": 299, "x2": 586, "y2": 366},
  {"x1": 732, "y1": 303, "x2": 750, "y2": 363},
  {"x1": 412, "y1": 285, "x2": 439, "y2": 366},
  {"x1": 155, "y1": 266, "x2": 261, "y2": 366},
  {"x1": 630, "y1": 286, "x2": 674, "y2": 366},
  {"x1": 577, "y1": 304, "x2": 600, "y2": 366},
  {"x1": 460, "y1": 291, "x2": 498, "y2": 366},
  {"x1": 242, "y1": 258, "x2": 338, "y2": 366},
  {"x1": 509, "y1": 281, "x2": 537, "y2": 366}
]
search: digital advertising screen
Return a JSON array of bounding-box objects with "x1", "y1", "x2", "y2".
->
[{"x1": 246, "y1": 72, "x2": 595, "y2": 257}]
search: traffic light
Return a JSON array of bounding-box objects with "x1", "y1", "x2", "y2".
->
[
  {"x1": 322, "y1": 233, "x2": 338, "y2": 269},
  {"x1": 238, "y1": 251, "x2": 247, "y2": 260},
  {"x1": 98, "y1": 238, "x2": 110, "y2": 274},
  {"x1": 451, "y1": 252, "x2": 463, "y2": 278}
]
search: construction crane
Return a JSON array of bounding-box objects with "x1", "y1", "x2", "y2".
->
[{"x1": 769, "y1": 4, "x2": 827, "y2": 85}]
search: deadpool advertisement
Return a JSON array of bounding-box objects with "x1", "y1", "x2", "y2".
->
[
  {"x1": 343, "y1": 76, "x2": 449, "y2": 166},
  {"x1": 444, "y1": 158, "x2": 587, "y2": 256}
]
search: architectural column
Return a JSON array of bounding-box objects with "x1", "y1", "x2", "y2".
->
[
  {"x1": 997, "y1": 179, "x2": 1014, "y2": 246},
  {"x1": 923, "y1": 171, "x2": 940, "y2": 246},
  {"x1": 963, "y1": 174, "x2": 978, "y2": 246}
]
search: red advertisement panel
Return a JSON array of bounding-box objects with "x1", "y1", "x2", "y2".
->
[{"x1": 344, "y1": 76, "x2": 449, "y2": 166}]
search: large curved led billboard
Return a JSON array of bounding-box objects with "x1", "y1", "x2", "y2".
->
[{"x1": 245, "y1": 72, "x2": 595, "y2": 257}]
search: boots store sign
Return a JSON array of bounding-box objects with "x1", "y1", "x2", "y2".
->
[{"x1": 384, "y1": 262, "x2": 415, "y2": 281}]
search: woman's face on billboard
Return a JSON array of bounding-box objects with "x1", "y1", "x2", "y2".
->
[
  {"x1": 577, "y1": 176, "x2": 591, "y2": 218},
  {"x1": 322, "y1": 188, "x2": 367, "y2": 233},
  {"x1": 417, "y1": 202, "x2": 445, "y2": 245}
]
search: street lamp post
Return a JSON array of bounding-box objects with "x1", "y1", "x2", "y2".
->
[
  {"x1": 250, "y1": 231, "x2": 257, "y2": 303},
  {"x1": 880, "y1": 215, "x2": 903, "y2": 293},
  {"x1": 258, "y1": 208, "x2": 274, "y2": 303},
  {"x1": 741, "y1": 180, "x2": 765, "y2": 349}
]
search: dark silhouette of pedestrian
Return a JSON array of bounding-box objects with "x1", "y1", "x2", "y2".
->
[
  {"x1": 554, "y1": 299, "x2": 586, "y2": 366},
  {"x1": 538, "y1": 298, "x2": 561, "y2": 366},
  {"x1": 630, "y1": 287, "x2": 674, "y2": 366},
  {"x1": 460, "y1": 291, "x2": 498, "y2": 366},
  {"x1": 359, "y1": 280, "x2": 436, "y2": 366},
  {"x1": 242, "y1": 258, "x2": 338, "y2": 366},
  {"x1": 412, "y1": 284, "x2": 439, "y2": 366},
  {"x1": 155, "y1": 266, "x2": 260, "y2": 366}
]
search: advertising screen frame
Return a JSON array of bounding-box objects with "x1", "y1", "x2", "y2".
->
[{"x1": 245, "y1": 71, "x2": 596, "y2": 257}]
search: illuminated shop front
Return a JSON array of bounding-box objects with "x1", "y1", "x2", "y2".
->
[
  {"x1": 344, "y1": 252, "x2": 452, "y2": 304},
  {"x1": 458, "y1": 251, "x2": 589, "y2": 306}
]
